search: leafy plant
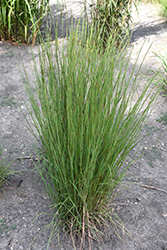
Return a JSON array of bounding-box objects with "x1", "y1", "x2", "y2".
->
[
  {"x1": 87, "y1": 0, "x2": 135, "y2": 47},
  {"x1": 23, "y1": 27, "x2": 158, "y2": 249},
  {"x1": 0, "y1": 0, "x2": 49, "y2": 45}
]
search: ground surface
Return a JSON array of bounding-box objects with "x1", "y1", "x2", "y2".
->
[{"x1": 0, "y1": 1, "x2": 167, "y2": 250}]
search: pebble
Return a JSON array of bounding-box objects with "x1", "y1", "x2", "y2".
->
[
  {"x1": 136, "y1": 197, "x2": 141, "y2": 202},
  {"x1": 19, "y1": 144, "x2": 24, "y2": 150}
]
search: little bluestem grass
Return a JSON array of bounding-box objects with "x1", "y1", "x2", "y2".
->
[{"x1": 23, "y1": 27, "x2": 158, "y2": 249}]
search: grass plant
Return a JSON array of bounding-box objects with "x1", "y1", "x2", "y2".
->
[
  {"x1": 23, "y1": 27, "x2": 158, "y2": 249},
  {"x1": 87, "y1": 0, "x2": 135, "y2": 47},
  {"x1": 0, "y1": 0, "x2": 49, "y2": 44},
  {"x1": 158, "y1": 0, "x2": 167, "y2": 18}
]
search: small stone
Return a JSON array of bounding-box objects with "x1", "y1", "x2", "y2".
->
[
  {"x1": 19, "y1": 144, "x2": 24, "y2": 150},
  {"x1": 136, "y1": 197, "x2": 141, "y2": 202}
]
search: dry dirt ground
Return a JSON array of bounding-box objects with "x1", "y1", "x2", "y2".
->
[{"x1": 0, "y1": 1, "x2": 167, "y2": 250}]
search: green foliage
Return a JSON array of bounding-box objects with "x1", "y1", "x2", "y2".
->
[
  {"x1": 23, "y1": 28, "x2": 158, "y2": 248},
  {"x1": 158, "y1": 0, "x2": 167, "y2": 18},
  {"x1": 0, "y1": 0, "x2": 49, "y2": 45},
  {"x1": 88, "y1": 0, "x2": 134, "y2": 47}
]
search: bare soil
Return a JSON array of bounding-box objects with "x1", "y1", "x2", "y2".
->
[{"x1": 0, "y1": 2, "x2": 167, "y2": 250}]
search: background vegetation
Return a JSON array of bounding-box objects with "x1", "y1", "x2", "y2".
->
[
  {"x1": 87, "y1": 0, "x2": 134, "y2": 46},
  {"x1": 0, "y1": 0, "x2": 49, "y2": 45}
]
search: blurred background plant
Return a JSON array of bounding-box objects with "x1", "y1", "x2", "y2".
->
[
  {"x1": 86, "y1": 0, "x2": 135, "y2": 47},
  {"x1": 23, "y1": 24, "x2": 158, "y2": 248},
  {"x1": 158, "y1": 0, "x2": 167, "y2": 18},
  {"x1": 0, "y1": 0, "x2": 50, "y2": 45}
]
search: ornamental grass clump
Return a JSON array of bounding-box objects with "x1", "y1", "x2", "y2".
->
[
  {"x1": 88, "y1": 0, "x2": 134, "y2": 47},
  {"x1": 0, "y1": 0, "x2": 49, "y2": 45},
  {"x1": 23, "y1": 28, "x2": 158, "y2": 248}
]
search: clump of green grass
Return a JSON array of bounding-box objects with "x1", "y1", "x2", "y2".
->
[
  {"x1": 87, "y1": 0, "x2": 135, "y2": 47},
  {"x1": 0, "y1": 0, "x2": 49, "y2": 45},
  {"x1": 23, "y1": 27, "x2": 158, "y2": 249},
  {"x1": 158, "y1": 0, "x2": 167, "y2": 19}
]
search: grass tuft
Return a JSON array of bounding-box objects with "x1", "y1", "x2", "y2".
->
[
  {"x1": 23, "y1": 26, "x2": 158, "y2": 249},
  {"x1": 0, "y1": 0, "x2": 49, "y2": 45},
  {"x1": 86, "y1": 0, "x2": 134, "y2": 47}
]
